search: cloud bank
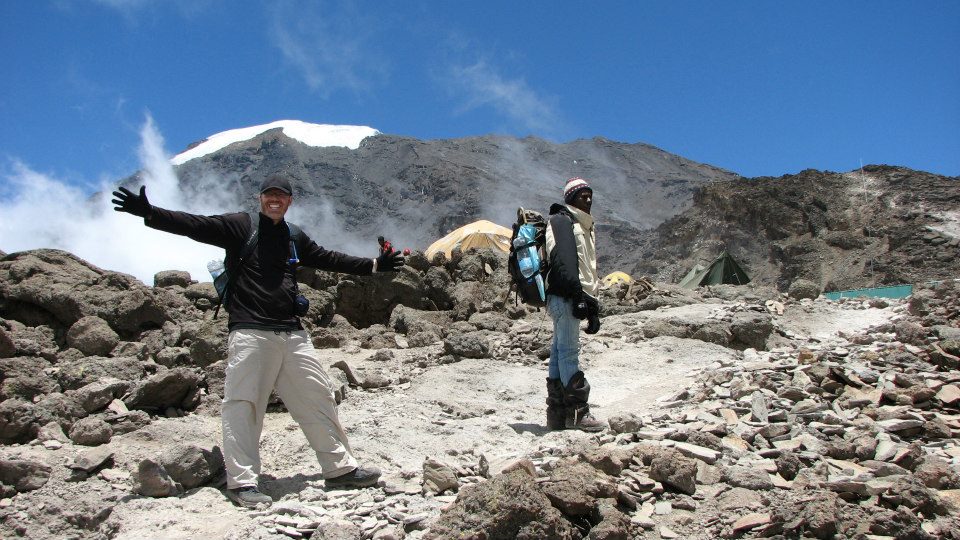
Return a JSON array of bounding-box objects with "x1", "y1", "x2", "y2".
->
[{"x1": 0, "y1": 115, "x2": 233, "y2": 285}]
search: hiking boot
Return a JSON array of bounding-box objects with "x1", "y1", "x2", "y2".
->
[
  {"x1": 562, "y1": 371, "x2": 607, "y2": 433},
  {"x1": 545, "y1": 378, "x2": 566, "y2": 430},
  {"x1": 566, "y1": 406, "x2": 606, "y2": 432},
  {"x1": 325, "y1": 465, "x2": 381, "y2": 489},
  {"x1": 224, "y1": 486, "x2": 272, "y2": 508}
]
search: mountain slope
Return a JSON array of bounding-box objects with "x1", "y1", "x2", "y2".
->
[{"x1": 166, "y1": 123, "x2": 738, "y2": 255}]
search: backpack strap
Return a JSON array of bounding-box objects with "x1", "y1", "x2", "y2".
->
[{"x1": 214, "y1": 212, "x2": 261, "y2": 318}]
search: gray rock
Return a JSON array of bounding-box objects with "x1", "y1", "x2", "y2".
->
[
  {"x1": 107, "y1": 410, "x2": 152, "y2": 435},
  {"x1": 422, "y1": 457, "x2": 459, "y2": 495},
  {"x1": 311, "y1": 519, "x2": 362, "y2": 540},
  {"x1": 539, "y1": 461, "x2": 618, "y2": 516},
  {"x1": 0, "y1": 398, "x2": 40, "y2": 443},
  {"x1": 69, "y1": 416, "x2": 113, "y2": 446},
  {"x1": 55, "y1": 355, "x2": 146, "y2": 391},
  {"x1": 0, "y1": 356, "x2": 58, "y2": 401},
  {"x1": 722, "y1": 465, "x2": 774, "y2": 490},
  {"x1": 132, "y1": 458, "x2": 179, "y2": 497},
  {"x1": 69, "y1": 447, "x2": 115, "y2": 473},
  {"x1": 36, "y1": 420, "x2": 70, "y2": 443},
  {"x1": 0, "y1": 458, "x2": 52, "y2": 492},
  {"x1": 788, "y1": 279, "x2": 821, "y2": 300},
  {"x1": 69, "y1": 377, "x2": 130, "y2": 413},
  {"x1": 159, "y1": 444, "x2": 225, "y2": 489},
  {"x1": 649, "y1": 448, "x2": 697, "y2": 495},
  {"x1": 607, "y1": 412, "x2": 644, "y2": 434},
  {"x1": 124, "y1": 367, "x2": 202, "y2": 411},
  {"x1": 730, "y1": 313, "x2": 773, "y2": 350},
  {"x1": 443, "y1": 333, "x2": 490, "y2": 359},
  {"x1": 0, "y1": 326, "x2": 14, "y2": 358},
  {"x1": 67, "y1": 316, "x2": 120, "y2": 356},
  {"x1": 424, "y1": 469, "x2": 576, "y2": 539},
  {"x1": 155, "y1": 346, "x2": 192, "y2": 367},
  {"x1": 154, "y1": 270, "x2": 192, "y2": 288}
]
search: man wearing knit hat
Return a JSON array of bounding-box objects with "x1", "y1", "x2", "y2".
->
[
  {"x1": 543, "y1": 177, "x2": 605, "y2": 432},
  {"x1": 112, "y1": 174, "x2": 404, "y2": 508}
]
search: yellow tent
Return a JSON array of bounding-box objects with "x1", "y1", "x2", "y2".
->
[
  {"x1": 602, "y1": 271, "x2": 634, "y2": 288},
  {"x1": 425, "y1": 220, "x2": 512, "y2": 260}
]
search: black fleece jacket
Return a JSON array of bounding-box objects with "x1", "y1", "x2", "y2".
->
[
  {"x1": 545, "y1": 203, "x2": 583, "y2": 300},
  {"x1": 146, "y1": 208, "x2": 373, "y2": 331}
]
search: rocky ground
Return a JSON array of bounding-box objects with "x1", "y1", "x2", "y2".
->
[{"x1": 1, "y1": 247, "x2": 959, "y2": 539}]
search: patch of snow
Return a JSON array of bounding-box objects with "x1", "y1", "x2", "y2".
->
[
  {"x1": 930, "y1": 210, "x2": 960, "y2": 239},
  {"x1": 170, "y1": 120, "x2": 380, "y2": 165}
]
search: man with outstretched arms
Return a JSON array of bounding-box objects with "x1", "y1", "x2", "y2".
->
[
  {"x1": 112, "y1": 174, "x2": 404, "y2": 508},
  {"x1": 543, "y1": 177, "x2": 606, "y2": 432}
]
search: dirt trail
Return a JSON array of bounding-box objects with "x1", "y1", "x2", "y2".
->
[{"x1": 88, "y1": 300, "x2": 901, "y2": 538}]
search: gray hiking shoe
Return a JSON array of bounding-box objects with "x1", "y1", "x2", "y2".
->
[
  {"x1": 225, "y1": 486, "x2": 272, "y2": 508},
  {"x1": 325, "y1": 465, "x2": 381, "y2": 489},
  {"x1": 566, "y1": 407, "x2": 607, "y2": 432}
]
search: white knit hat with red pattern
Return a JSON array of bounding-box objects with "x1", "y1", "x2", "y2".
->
[{"x1": 563, "y1": 177, "x2": 592, "y2": 204}]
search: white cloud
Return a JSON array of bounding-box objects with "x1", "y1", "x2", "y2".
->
[
  {"x1": 0, "y1": 115, "x2": 235, "y2": 285},
  {"x1": 268, "y1": 1, "x2": 386, "y2": 97},
  {"x1": 445, "y1": 60, "x2": 564, "y2": 138}
]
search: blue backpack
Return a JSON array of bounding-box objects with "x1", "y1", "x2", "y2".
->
[{"x1": 507, "y1": 208, "x2": 548, "y2": 307}]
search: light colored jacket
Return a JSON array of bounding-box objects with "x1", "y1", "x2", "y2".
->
[{"x1": 545, "y1": 203, "x2": 599, "y2": 298}]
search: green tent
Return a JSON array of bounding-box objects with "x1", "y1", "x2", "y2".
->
[{"x1": 678, "y1": 250, "x2": 751, "y2": 289}]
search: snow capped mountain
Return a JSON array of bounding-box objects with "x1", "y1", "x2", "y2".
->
[{"x1": 170, "y1": 120, "x2": 380, "y2": 165}]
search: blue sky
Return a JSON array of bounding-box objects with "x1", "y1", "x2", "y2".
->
[{"x1": 1, "y1": 0, "x2": 958, "y2": 192}]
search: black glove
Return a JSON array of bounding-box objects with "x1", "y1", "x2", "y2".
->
[
  {"x1": 376, "y1": 250, "x2": 404, "y2": 272},
  {"x1": 586, "y1": 313, "x2": 601, "y2": 334},
  {"x1": 583, "y1": 294, "x2": 600, "y2": 334},
  {"x1": 571, "y1": 296, "x2": 589, "y2": 320},
  {"x1": 111, "y1": 186, "x2": 152, "y2": 218},
  {"x1": 584, "y1": 294, "x2": 600, "y2": 317}
]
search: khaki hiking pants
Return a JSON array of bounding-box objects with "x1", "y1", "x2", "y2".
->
[{"x1": 222, "y1": 329, "x2": 357, "y2": 489}]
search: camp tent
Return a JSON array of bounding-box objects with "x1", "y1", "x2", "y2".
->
[
  {"x1": 602, "y1": 271, "x2": 634, "y2": 288},
  {"x1": 424, "y1": 220, "x2": 512, "y2": 260},
  {"x1": 678, "y1": 250, "x2": 751, "y2": 289}
]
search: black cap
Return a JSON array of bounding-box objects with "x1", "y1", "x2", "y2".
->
[{"x1": 259, "y1": 175, "x2": 293, "y2": 195}]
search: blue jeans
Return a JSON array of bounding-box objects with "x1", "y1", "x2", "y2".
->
[{"x1": 547, "y1": 294, "x2": 580, "y2": 386}]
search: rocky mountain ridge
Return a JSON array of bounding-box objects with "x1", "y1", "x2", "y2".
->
[{"x1": 148, "y1": 128, "x2": 958, "y2": 294}]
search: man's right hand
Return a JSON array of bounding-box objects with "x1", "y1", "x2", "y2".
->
[
  {"x1": 376, "y1": 250, "x2": 404, "y2": 272},
  {"x1": 111, "y1": 186, "x2": 152, "y2": 218}
]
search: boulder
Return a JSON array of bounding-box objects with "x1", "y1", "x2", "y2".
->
[
  {"x1": 788, "y1": 279, "x2": 821, "y2": 300},
  {"x1": 0, "y1": 355, "x2": 59, "y2": 401},
  {"x1": 730, "y1": 313, "x2": 773, "y2": 350},
  {"x1": 132, "y1": 458, "x2": 179, "y2": 497},
  {"x1": 159, "y1": 443, "x2": 225, "y2": 489},
  {"x1": 69, "y1": 417, "x2": 113, "y2": 446},
  {"x1": 0, "y1": 458, "x2": 51, "y2": 492},
  {"x1": 424, "y1": 469, "x2": 577, "y2": 540},
  {"x1": 443, "y1": 333, "x2": 491, "y2": 359},
  {"x1": 124, "y1": 367, "x2": 202, "y2": 412},
  {"x1": 0, "y1": 398, "x2": 40, "y2": 443},
  {"x1": 649, "y1": 448, "x2": 697, "y2": 495},
  {"x1": 154, "y1": 270, "x2": 191, "y2": 288},
  {"x1": 539, "y1": 461, "x2": 618, "y2": 517},
  {"x1": 0, "y1": 249, "x2": 171, "y2": 333},
  {"x1": 55, "y1": 355, "x2": 147, "y2": 391},
  {"x1": 66, "y1": 316, "x2": 120, "y2": 356},
  {"x1": 69, "y1": 378, "x2": 130, "y2": 413}
]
